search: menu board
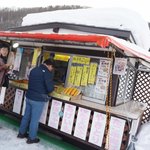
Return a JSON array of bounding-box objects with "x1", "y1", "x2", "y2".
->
[
  {"x1": 74, "y1": 107, "x2": 91, "y2": 140},
  {"x1": 13, "y1": 89, "x2": 24, "y2": 114},
  {"x1": 105, "y1": 116, "x2": 126, "y2": 150},
  {"x1": 48, "y1": 99, "x2": 62, "y2": 129},
  {"x1": 40, "y1": 101, "x2": 49, "y2": 124},
  {"x1": 89, "y1": 112, "x2": 106, "y2": 147},
  {"x1": 60, "y1": 104, "x2": 76, "y2": 134}
]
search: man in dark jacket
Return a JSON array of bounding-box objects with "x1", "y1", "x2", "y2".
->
[{"x1": 17, "y1": 58, "x2": 55, "y2": 144}]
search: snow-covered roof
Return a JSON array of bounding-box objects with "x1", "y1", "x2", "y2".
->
[{"x1": 22, "y1": 8, "x2": 150, "y2": 51}]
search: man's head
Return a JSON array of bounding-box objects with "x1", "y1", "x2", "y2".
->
[{"x1": 43, "y1": 58, "x2": 55, "y2": 71}]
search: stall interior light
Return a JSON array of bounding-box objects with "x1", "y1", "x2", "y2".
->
[{"x1": 12, "y1": 42, "x2": 19, "y2": 48}]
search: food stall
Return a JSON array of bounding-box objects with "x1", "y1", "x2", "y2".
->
[{"x1": 0, "y1": 31, "x2": 149, "y2": 150}]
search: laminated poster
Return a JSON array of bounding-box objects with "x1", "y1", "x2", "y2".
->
[
  {"x1": 40, "y1": 101, "x2": 49, "y2": 124},
  {"x1": 74, "y1": 66, "x2": 83, "y2": 87},
  {"x1": 105, "y1": 116, "x2": 126, "y2": 150},
  {"x1": 31, "y1": 48, "x2": 41, "y2": 66},
  {"x1": 13, "y1": 89, "x2": 24, "y2": 114},
  {"x1": 68, "y1": 66, "x2": 76, "y2": 85},
  {"x1": 48, "y1": 99, "x2": 62, "y2": 129},
  {"x1": 95, "y1": 76, "x2": 108, "y2": 95},
  {"x1": 72, "y1": 56, "x2": 90, "y2": 65},
  {"x1": 113, "y1": 58, "x2": 127, "y2": 75},
  {"x1": 81, "y1": 65, "x2": 89, "y2": 86},
  {"x1": 13, "y1": 48, "x2": 24, "y2": 71},
  {"x1": 89, "y1": 112, "x2": 106, "y2": 147},
  {"x1": 21, "y1": 96, "x2": 26, "y2": 116},
  {"x1": 0, "y1": 87, "x2": 6, "y2": 104},
  {"x1": 60, "y1": 104, "x2": 76, "y2": 134},
  {"x1": 74, "y1": 107, "x2": 91, "y2": 140},
  {"x1": 98, "y1": 59, "x2": 111, "y2": 77},
  {"x1": 88, "y1": 63, "x2": 98, "y2": 84}
]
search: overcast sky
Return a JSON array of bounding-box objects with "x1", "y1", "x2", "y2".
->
[{"x1": 0, "y1": 0, "x2": 150, "y2": 21}]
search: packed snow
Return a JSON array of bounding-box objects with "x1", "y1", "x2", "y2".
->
[
  {"x1": 0, "y1": 119, "x2": 64, "y2": 150},
  {"x1": 22, "y1": 8, "x2": 150, "y2": 51}
]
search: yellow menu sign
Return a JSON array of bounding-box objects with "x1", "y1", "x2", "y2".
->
[
  {"x1": 54, "y1": 54, "x2": 70, "y2": 62},
  {"x1": 88, "y1": 63, "x2": 98, "y2": 84},
  {"x1": 31, "y1": 48, "x2": 41, "y2": 66},
  {"x1": 72, "y1": 56, "x2": 90, "y2": 65},
  {"x1": 81, "y1": 65, "x2": 89, "y2": 86},
  {"x1": 74, "y1": 66, "x2": 83, "y2": 87},
  {"x1": 68, "y1": 66, "x2": 77, "y2": 85}
]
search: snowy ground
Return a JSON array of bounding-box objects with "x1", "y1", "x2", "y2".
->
[{"x1": 0, "y1": 120, "x2": 65, "y2": 150}]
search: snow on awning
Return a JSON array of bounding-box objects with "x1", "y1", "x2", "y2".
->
[{"x1": 0, "y1": 31, "x2": 149, "y2": 63}]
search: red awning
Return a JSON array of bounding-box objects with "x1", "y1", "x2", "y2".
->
[{"x1": 0, "y1": 31, "x2": 149, "y2": 62}]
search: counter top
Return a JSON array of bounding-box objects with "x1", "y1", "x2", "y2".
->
[
  {"x1": 70, "y1": 99, "x2": 147, "y2": 120},
  {"x1": 9, "y1": 82, "x2": 146, "y2": 120}
]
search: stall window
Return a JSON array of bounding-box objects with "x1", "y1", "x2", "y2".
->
[
  {"x1": 42, "y1": 51, "x2": 70, "y2": 85},
  {"x1": 66, "y1": 55, "x2": 111, "y2": 104}
]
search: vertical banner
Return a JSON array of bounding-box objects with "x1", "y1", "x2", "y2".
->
[
  {"x1": 0, "y1": 87, "x2": 6, "y2": 104},
  {"x1": 74, "y1": 66, "x2": 83, "y2": 87},
  {"x1": 39, "y1": 101, "x2": 49, "y2": 124},
  {"x1": 48, "y1": 99, "x2": 62, "y2": 129},
  {"x1": 74, "y1": 107, "x2": 91, "y2": 140},
  {"x1": 31, "y1": 48, "x2": 41, "y2": 66},
  {"x1": 81, "y1": 65, "x2": 89, "y2": 86},
  {"x1": 88, "y1": 63, "x2": 98, "y2": 84},
  {"x1": 89, "y1": 112, "x2": 106, "y2": 147},
  {"x1": 13, "y1": 89, "x2": 24, "y2": 114},
  {"x1": 60, "y1": 104, "x2": 76, "y2": 134},
  {"x1": 13, "y1": 48, "x2": 24, "y2": 71},
  {"x1": 105, "y1": 116, "x2": 126, "y2": 150},
  {"x1": 68, "y1": 66, "x2": 76, "y2": 85}
]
